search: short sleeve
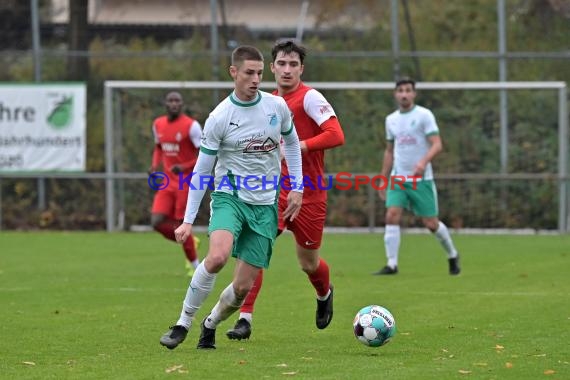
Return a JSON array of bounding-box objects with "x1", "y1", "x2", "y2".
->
[
  {"x1": 303, "y1": 89, "x2": 337, "y2": 126},
  {"x1": 200, "y1": 115, "x2": 222, "y2": 155}
]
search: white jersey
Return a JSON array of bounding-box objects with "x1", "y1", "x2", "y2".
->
[
  {"x1": 385, "y1": 105, "x2": 439, "y2": 181},
  {"x1": 200, "y1": 90, "x2": 294, "y2": 204}
]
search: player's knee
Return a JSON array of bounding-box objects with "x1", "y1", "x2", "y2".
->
[
  {"x1": 385, "y1": 210, "x2": 401, "y2": 225},
  {"x1": 232, "y1": 282, "x2": 251, "y2": 299},
  {"x1": 151, "y1": 214, "x2": 165, "y2": 228},
  {"x1": 423, "y1": 217, "x2": 439, "y2": 232},
  {"x1": 299, "y1": 257, "x2": 319, "y2": 274},
  {"x1": 204, "y1": 253, "x2": 228, "y2": 273}
]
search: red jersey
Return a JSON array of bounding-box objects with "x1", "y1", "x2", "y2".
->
[
  {"x1": 276, "y1": 82, "x2": 343, "y2": 204},
  {"x1": 152, "y1": 114, "x2": 202, "y2": 186}
]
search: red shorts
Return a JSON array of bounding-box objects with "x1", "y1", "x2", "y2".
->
[
  {"x1": 151, "y1": 186, "x2": 189, "y2": 221},
  {"x1": 279, "y1": 201, "x2": 326, "y2": 249}
]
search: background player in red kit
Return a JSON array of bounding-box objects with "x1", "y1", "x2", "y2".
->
[
  {"x1": 226, "y1": 40, "x2": 345, "y2": 339},
  {"x1": 149, "y1": 92, "x2": 202, "y2": 275}
]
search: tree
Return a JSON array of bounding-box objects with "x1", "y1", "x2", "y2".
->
[{"x1": 67, "y1": 0, "x2": 89, "y2": 80}]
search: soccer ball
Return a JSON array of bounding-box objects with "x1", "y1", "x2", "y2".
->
[{"x1": 353, "y1": 305, "x2": 396, "y2": 347}]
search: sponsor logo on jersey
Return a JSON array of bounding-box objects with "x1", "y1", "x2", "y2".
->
[
  {"x1": 161, "y1": 142, "x2": 180, "y2": 152},
  {"x1": 397, "y1": 135, "x2": 417, "y2": 146},
  {"x1": 243, "y1": 137, "x2": 278, "y2": 154}
]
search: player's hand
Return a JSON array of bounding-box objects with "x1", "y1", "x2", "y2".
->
[
  {"x1": 378, "y1": 189, "x2": 387, "y2": 201},
  {"x1": 413, "y1": 161, "x2": 426, "y2": 177},
  {"x1": 174, "y1": 223, "x2": 193, "y2": 244},
  {"x1": 283, "y1": 191, "x2": 302, "y2": 222},
  {"x1": 170, "y1": 164, "x2": 184, "y2": 175}
]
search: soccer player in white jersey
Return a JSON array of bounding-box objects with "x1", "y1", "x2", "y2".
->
[
  {"x1": 159, "y1": 45, "x2": 303, "y2": 350},
  {"x1": 373, "y1": 77, "x2": 461, "y2": 276}
]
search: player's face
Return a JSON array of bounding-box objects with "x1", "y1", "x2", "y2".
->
[
  {"x1": 165, "y1": 93, "x2": 183, "y2": 118},
  {"x1": 394, "y1": 84, "x2": 416, "y2": 111},
  {"x1": 230, "y1": 60, "x2": 264, "y2": 101},
  {"x1": 271, "y1": 51, "x2": 304, "y2": 93}
]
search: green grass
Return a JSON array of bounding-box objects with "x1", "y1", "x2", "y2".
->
[{"x1": 1, "y1": 232, "x2": 569, "y2": 379}]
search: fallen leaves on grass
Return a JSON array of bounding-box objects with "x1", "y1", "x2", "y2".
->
[
  {"x1": 165, "y1": 365, "x2": 184, "y2": 373},
  {"x1": 276, "y1": 363, "x2": 288, "y2": 367},
  {"x1": 544, "y1": 370, "x2": 556, "y2": 375},
  {"x1": 505, "y1": 362, "x2": 513, "y2": 368},
  {"x1": 473, "y1": 362, "x2": 488, "y2": 367},
  {"x1": 22, "y1": 361, "x2": 36, "y2": 366},
  {"x1": 282, "y1": 372, "x2": 297, "y2": 376},
  {"x1": 458, "y1": 369, "x2": 472, "y2": 374},
  {"x1": 495, "y1": 344, "x2": 504, "y2": 350}
]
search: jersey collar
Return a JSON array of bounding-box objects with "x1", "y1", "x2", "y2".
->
[{"x1": 230, "y1": 91, "x2": 261, "y2": 107}]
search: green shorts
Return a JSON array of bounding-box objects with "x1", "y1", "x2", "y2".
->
[
  {"x1": 386, "y1": 180, "x2": 439, "y2": 217},
  {"x1": 208, "y1": 192, "x2": 278, "y2": 269}
]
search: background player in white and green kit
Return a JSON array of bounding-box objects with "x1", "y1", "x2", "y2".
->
[
  {"x1": 374, "y1": 77, "x2": 460, "y2": 276},
  {"x1": 159, "y1": 46, "x2": 303, "y2": 350}
]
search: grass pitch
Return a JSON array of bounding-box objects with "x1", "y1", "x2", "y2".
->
[{"x1": 1, "y1": 232, "x2": 569, "y2": 379}]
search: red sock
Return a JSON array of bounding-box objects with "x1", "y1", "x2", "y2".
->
[
  {"x1": 153, "y1": 219, "x2": 178, "y2": 241},
  {"x1": 182, "y1": 233, "x2": 198, "y2": 262},
  {"x1": 308, "y1": 258, "x2": 330, "y2": 297},
  {"x1": 240, "y1": 270, "x2": 264, "y2": 313}
]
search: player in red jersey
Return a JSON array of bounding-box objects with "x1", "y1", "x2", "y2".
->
[
  {"x1": 226, "y1": 39, "x2": 345, "y2": 340},
  {"x1": 149, "y1": 92, "x2": 202, "y2": 275}
]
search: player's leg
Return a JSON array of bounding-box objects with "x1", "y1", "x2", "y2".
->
[
  {"x1": 226, "y1": 269, "x2": 262, "y2": 340},
  {"x1": 200, "y1": 261, "x2": 262, "y2": 349},
  {"x1": 374, "y1": 181, "x2": 407, "y2": 274},
  {"x1": 160, "y1": 193, "x2": 242, "y2": 349},
  {"x1": 201, "y1": 204, "x2": 276, "y2": 348},
  {"x1": 151, "y1": 189, "x2": 178, "y2": 241},
  {"x1": 290, "y1": 203, "x2": 333, "y2": 329},
  {"x1": 227, "y1": 210, "x2": 285, "y2": 339},
  {"x1": 175, "y1": 188, "x2": 200, "y2": 272},
  {"x1": 410, "y1": 180, "x2": 460, "y2": 275}
]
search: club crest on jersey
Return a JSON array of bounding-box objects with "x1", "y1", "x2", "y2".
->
[
  {"x1": 243, "y1": 137, "x2": 278, "y2": 154},
  {"x1": 175, "y1": 132, "x2": 182, "y2": 142},
  {"x1": 268, "y1": 113, "x2": 278, "y2": 127}
]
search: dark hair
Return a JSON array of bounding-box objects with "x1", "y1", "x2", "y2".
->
[
  {"x1": 271, "y1": 38, "x2": 307, "y2": 64},
  {"x1": 395, "y1": 77, "x2": 416, "y2": 90},
  {"x1": 231, "y1": 45, "x2": 264, "y2": 66}
]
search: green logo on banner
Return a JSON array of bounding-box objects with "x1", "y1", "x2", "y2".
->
[{"x1": 47, "y1": 96, "x2": 73, "y2": 129}]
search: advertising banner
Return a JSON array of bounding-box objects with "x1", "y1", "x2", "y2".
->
[{"x1": 0, "y1": 83, "x2": 86, "y2": 172}]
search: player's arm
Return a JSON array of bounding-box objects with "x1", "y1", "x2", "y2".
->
[
  {"x1": 281, "y1": 108, "x2": 303, "y2": 221},
  {"x1": 414, "y1": 109, "x2": 442, "y2": 177},
  {"x1": 171, "y1": 120, "x2": 202, "y2": 174},
  {"x1": 377, "y1": 141, "x2": 394, "y2": 201},
  {"x1": 380, "y1": 141, "x2": 394, "y2": 178},
  {"x1": 414, "y1": 134, "x2": 442, "y2": 177},
  {"x1": 149, "y1": 123, "x2": 163, "y2": 173},
  {"x1": 175, "y1": 116, "x2": 219, "y2": 243},
  {"x1": 174, "y1": 151, "x2": 215, "y2": 243},
  {"x1": 300, "y1": 90, "x2": 345, "y2": 153},
  {"x1": 302, "y1": 117, "x2": 345, "y2": 152}
]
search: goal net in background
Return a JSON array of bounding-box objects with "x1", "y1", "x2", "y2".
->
[{"x1": 103, "y1": 81, "x2": 569, "y2": 233}]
